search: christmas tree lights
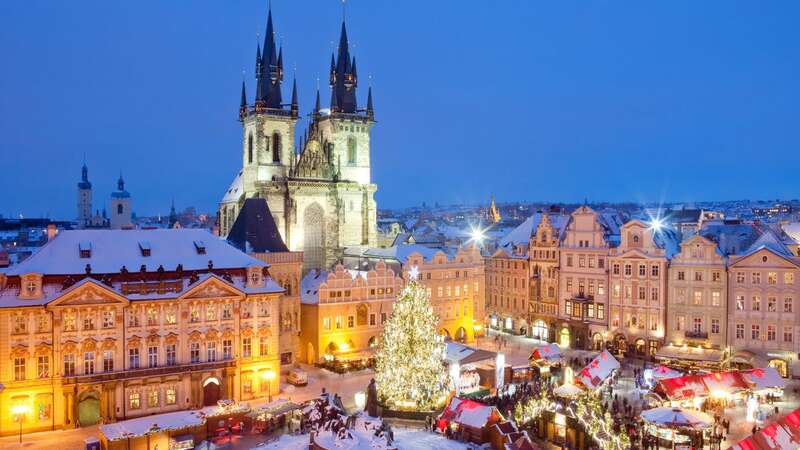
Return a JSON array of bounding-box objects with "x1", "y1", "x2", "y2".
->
[{"x1": 374, "y1": 277, "x2": 449, "y2": 411}]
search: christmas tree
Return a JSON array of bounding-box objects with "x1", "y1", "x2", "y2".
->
[{"x1": 374, "y1": 274, "x2": 449, "y2": 411}]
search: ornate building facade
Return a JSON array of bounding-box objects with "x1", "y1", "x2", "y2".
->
[
  {"x1": 219, "y1": 9, "x2": 377, "y2": 270},
  {"x1": 558, "y1": 206, "x2": 616, "y2": 350},
  {"x1": 0, "y1": 229, "x2": 287, "y2": 436}
]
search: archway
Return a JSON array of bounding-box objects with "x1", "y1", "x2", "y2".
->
[
  {"x1": 769, "y1": 359, "x2": 789, "y2": 378},
  {"x1": 559, "y1": 328, "x2": 571, "y2": 348},
  {"x1": 439, "y1": 329, "x2": 451, "y2": 341},
  {"x1": 303, "y1": 203, "x2": 326, "y2": 269},
  {"x1": 592, "y1": 333, "x2": 604, "y2": 351},
  {"x1": 203, "y1": 377, "x2": 221, "y2": 406},
  {"x1": 77, "y1": 391, "x2": 100, "y2": 427},
  {"x1": 367, "y1": 336, "x2": 378, "y2": 348},
  {"x1": 307, "y1": 343, "x2": 316, "y2": 364},
  {"x1": 634, "y1": 338, "x2": 646, "y2": 355},
  {"x1": 455, "y1": 327, "x2": 467, "y2": 342},
  {"x1": 532, "y1": 320, "x2": 549, "y2": 342}
]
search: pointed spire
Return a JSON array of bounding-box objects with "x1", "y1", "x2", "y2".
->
[
  {"x1": 290, "y1": 77, "x2": 298, "y2": 117},
  {"x1": 314, "y1": 87, "x2": 321, "y2": 114},
  {"x1": 277, "y1": 46, "x2": 283, "y2": 71},
  {"x1": 366, "y1": 86, "x2": 374, "y2": 119},
  {"x1": 117, "y1": 172, "x2": 125, "y2": 191},
  {"x1": 259, "y1": 5, "x2": 283, "y2": 109},
  {"x1": 329, "y1": 19, "x2": 358, "y2": 113},
  {"x1": 240, "y1": 78, "x2": 248, "y2": 120},
  {"x1": 330, "y1": 86, "x2": 338, "y2": 111},
  {"x1": 351, "y1": 57, "x2": 357, "y2": 79},
  {"x1": 255, "y1": 42, "x2": 262, "y2": 79}
]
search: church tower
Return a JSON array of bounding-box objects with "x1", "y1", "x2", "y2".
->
[
  {"x1": 109, "y1": 174, "x2": 133, "y2": 229},
  {"x1": 76, "y1": 163, "x2": 92, "y2": 227},
  {"x1": 239, "y1": 7, "x2": 298, "y2": 196},
  {"x1": 313, "y1": 20, "x2": 375, "y2": 186}
]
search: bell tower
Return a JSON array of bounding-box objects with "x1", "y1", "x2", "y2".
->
[{"x1": 239, "y1": 6, "x2": 299, "y2": 195}]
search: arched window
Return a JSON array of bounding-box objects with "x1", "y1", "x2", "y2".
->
[
  {"x1": 247, "y1": 133, "x2": 253, "y2": 164},
  {"x1": 347, "y1": 136, "x2": 356, "y2": 164},
  {"x1": 272, "y1": 132, "x2": 281, "y2": 163},
  {"x1": 117, "y1": 204, "x2": 123, "y2": 215}
]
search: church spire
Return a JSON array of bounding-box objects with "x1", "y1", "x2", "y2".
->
[
  {"x1": 257, "y1": 6, "x2": 283, "y2": 109},
  {"x1": 290, "y1": 77, "x2": 298, "y2": 117},
  {"x1": 78, "y1": 162, "x2": 91, "y2": 189},
  {"x1": 329, "y1": 20, "x2": 358, "y2": 113},
  {"x1": 314, "y1": 87, "x2": 321, "y2": 114},
  {"x1": 366, "y1": 86, "x2": 374, "y2": 119},
  {"x1": 239, "y1": 79, "x2": 248, "y2": 120}
]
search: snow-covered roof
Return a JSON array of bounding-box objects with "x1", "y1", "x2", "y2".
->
[
  {"x1": 6, "y1": 229, "x2": 266, "y2": 276},
  {"x1": 361, "y1": 244, "x2": 452, "y2": 264},
  {"x1": 700, "y1": 222, "x2": 760, "y2": 256},
  {"x1": 100, "y1": 410, "x2": 204, "y2": 441},
  {"x1": 576, "y1": 350, "x2": 619, "y2": 389},
  {"x1": 653, "y1": 227, "x2": 681, "y2": 259},
  {"x1": 497, "y1": 213, "x2": 569, "y2": 248},
  {"x1": 300, "y1": 269, "x2": 328, "y2": 304},
  {"x1": 744, "y1": 229, "x2": 795, "y2": 258},
  {"x1": 781, "y1": 222, "x2": 800, "y2": 244},
  {"x1": 221, "y1": 170, "x2": 244, "y2": 204}
]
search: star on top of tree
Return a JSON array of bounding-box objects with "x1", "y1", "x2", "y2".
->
[{"x1": 408, "y1": 265, "x2": 420, "y2": 280}]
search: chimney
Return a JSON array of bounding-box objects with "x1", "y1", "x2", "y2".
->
[{"x1": 47, "y1": 224, "x2": 58, "y2": 241}]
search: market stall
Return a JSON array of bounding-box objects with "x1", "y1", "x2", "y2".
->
[
  {"x1": 199, "y1": 400, "x2": 252, "y2": 440},
  {"x1": 654, "y1": 344, "x2": 727, "y2": 371},
  {"x1": 99, "y1": 410, "x2": 206, "y2": 450},
  {"x1": 641, "y1": 407, "x2": 714, "y2": 448},
  {"x1": 436, "y1": 397, "x2": 504, "y2": 444},
  {"x1": 247, "y1": 399, "x2": 302, "y2": 434},
  {"x1": 575, "y1": 350, "x2": 619, "y2": 390},
  {"x1": 653, "y1": 368, "x2": 786, "y2": 408},
  {"x1": 730, "y1": 407, "x2": 800, "y2": 450}
]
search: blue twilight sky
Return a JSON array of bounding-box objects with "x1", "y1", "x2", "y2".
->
[{"x1": 1, "y1": 1, "x2": 799, "y2": 219}]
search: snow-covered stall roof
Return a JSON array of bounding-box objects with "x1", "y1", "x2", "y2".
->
[
  {"x1": 731, "y1": 407, "x2": 800, "y2": 450},
  {"x1": 741, "y1": 367, "x2": 786, "y2": 391},
  {"x1": 575, "y1": 351, "x2": 619, "y2": 389},
  {"x1": 7, "y1": 229, "x2": 266, "y2": 275},
  {"x1": 529, "y1": 343, "x2": 562, "y2": 364},
  {"x1": 439, "y1": 397, "x2": 503, "y2": 429},
  {"x1": 100, "y1": 410, "x2": 204, "y2": 441}
]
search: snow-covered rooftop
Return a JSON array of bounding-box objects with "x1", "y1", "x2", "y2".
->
[
  {"x1": 6, "y1": 229, "x2": 266, "y2": 276},
  {"x1": 300, "y1": 269, "x2": 328, "y2": 304},
  {"x1": 221, "y1": 170, "x2": 244, "y2": 203}
]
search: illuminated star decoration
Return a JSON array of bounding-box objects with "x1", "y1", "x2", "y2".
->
[{"x1": 408, "y1": 265, "x2": 420, "y2": 280}]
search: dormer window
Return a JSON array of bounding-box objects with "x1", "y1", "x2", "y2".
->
[
  {"x1": 26, "y1": 281, "x2": 37, "y2": 295},
  {"x1": 138, "y1": 241, "x2": 151, "y2": 257},
  {"x1": 194, "y1": 240, "x2": 206, "y2": 255},
  {"x1": 79, "y1": 241, "x2": 92, "y2": 258}
]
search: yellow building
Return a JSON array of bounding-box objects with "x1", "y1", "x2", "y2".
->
[
  {"x1": 299, "y1": 262, "x2": 402, "y2": 366},
  {"x1": 0, "y1": 229, "x2": 286, "y2": 436}
]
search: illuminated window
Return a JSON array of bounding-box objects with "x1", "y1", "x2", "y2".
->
[
  {"x1": 751, "y1": 325, "x2": 760, "y2": 340},
  {"x1": 711, "y1": 291, "x2": 721, "y2": 306},
  {"x1": 768, "y1": 297, "x2": 777, "y2": 312},
  {"x1": 190, "y1": 306, "x2": 200, "y2": 323},
  {"x1": 785, "y1": 297, "x2": 794, "y2": 313},
  {"x1": 146, "y1": 307, "x2": 158, "y2": 326},
  {"x1": 693, "y1": 291, "x2": 702, "y2": 305},
  {"x1": 597, "y1": 304, "x2": 605, "y2": 320},
  {"x1": 148, "y1": 390, "x2": 159, "y2": 408},
  {"x1": 190, "y1": 343, "x2": 200, "y2": 363},
  {"x1": 785, "y1": 273, "x2": 795, "y2": 284},
  {"x1": 13, "y1": 315, "x2": 27, "y2": 334},
  {"x1": 752, "y1": 296, "x2": 761, "y2": 312},
  {"x1": 711, "y1": 319, "x2": 720, "y2": 334},
  {"x1": 127, "y1": 311, "x2": 139, "y2": 328},
  {"x1": 322, "y1": 317, "x2": 331, "y2": 330},
  {"x1": 129, "y1": 392, "x2": 140, "y2": 409},
  {"x1": 260, "y1": 338, "x2": 269, "y2": 356},
  {"x1": 752, "y1": 272, "x2": 761, "y2": 284},
  {"x1": 736, "y1": 295, "x2": 745, "y2": 311},
  {"x1": 259, "y1": 301, "x2": 270, "y2": 317},
  {"x1": 222, "y1": 303, "x2": 233, "y2": 320},
  {"x1": 767, "y1": 325, "x2": 776, "y2": 341},
  {"x1": 166, "y1": 388, "x2": 177, "y2": 405},
  {"x1": 102, "y1": 311, "x2": 114, "y2": 328},
  {"x1": 768, "y1": 272, "x2": 778, "y2": 285},
  {"x1": 83, "y1": 314, "x2": 95, "y2": 330},
  {"x1": 206, "y1": 305, "x2": 217, "y2": 321},
  {"x1": 165, "y1": 308, "x2": 176, "y2": 325},
  {"x1": 347, "y1": 316, "x2": 354, "y2": 328},
  {"x1": 735, "y1": 324, "x2": 744, "y2": 339}
]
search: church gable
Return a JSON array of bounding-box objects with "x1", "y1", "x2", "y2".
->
[
  {"x1": 48, "y1": 280, "x2": 129, "y2": 308},
  {"x1": 181, "y1": 276, "x2": 243, "y2": 300}
]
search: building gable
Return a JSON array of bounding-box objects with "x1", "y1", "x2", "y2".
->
[
  {"x1": 48, "y1": 280, "x2": 129, "y2": 308},
  {"x1": 181, "y1": 276, "x2": 244, "y2": 300}
]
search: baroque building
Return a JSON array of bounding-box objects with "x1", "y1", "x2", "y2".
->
[
  {"x1": 219, "y1": 8, "x2": 377, "y2": 270},
  {"x1": 0, "y1": 229, "x2": 287, "y2": 435},
  {"x1": 557, "y1": 206, "x2": 620, "y2": 350}
]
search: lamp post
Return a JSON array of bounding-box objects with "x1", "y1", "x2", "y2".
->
[
  {"x1": 11, "y1": 404, "x2": 30, "y2": 444},
  {"x1": 262, "y1": 370, "x2": 275, "y2": 403}
]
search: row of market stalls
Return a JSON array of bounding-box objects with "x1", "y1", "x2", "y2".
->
[
  {"x1": 98, "y1": 399, "x2": 302, "y2": 450},
  {"x1": 652, "y1": 367, "x2": 786, "y2": 405},
  {"x1": 436, "y1": 397, "x2": 539, "y2": 450}
]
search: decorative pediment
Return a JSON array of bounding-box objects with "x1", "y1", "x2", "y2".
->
[
  {"x1": 241, "y1": 326, "x2": 254, "y2": 337},
  {"x1": 616, "y1": 248, "x2": 653, "y2": 259},
  {"x1": 82, "y1": 338, "x2": 98, "y2": 352},
  {"x1": 189, "y1": 330, "x2": 203, "y2": 342},
  {"x1": 48, "y1": 281, "x2": 129, "y2": 308},
  {"x1": 164, "y1": 333, "x2": 179, "y2": 345},
  {"x1": 181, "y1": 276, "x2": 243, "y2": 300},
  {"x1": 205, "y1": 329, "x2": 219, "y2": 340},
  {"x1": 61, "y1": 341, "x2": 78, "y2": 353},
  {"x1": 34, "y1": 343, "x2": 52, "y2": 355},
  {"x1": 731, "y1": 247, "x2": 800, "y2": 269},
  {"x1": 101, "y1": 338, "x2": 116, "y2": 350},
  {"x1": 146, "y1": 333, "x2": 161, "y2": 345},
  {"x1": 10, "y1": 344, "x2": 29, "y2": 358},
  {"x1": 257, "y1": 326, "x2": 271, "y2": 337}
]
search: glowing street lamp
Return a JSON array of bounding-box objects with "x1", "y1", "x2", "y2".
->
[
  {"x1": 11, "y1": 404, "x2": 30, "y2": 443},
  {"x1": 648, "y1": 217, "x2": 665, "y2": 232},
  {"x1": 262, "y1": 370, "x2": 276, "y2": 403},
  {"x1": 469, "y1": 226, "x2": 486, "y2": 244}
]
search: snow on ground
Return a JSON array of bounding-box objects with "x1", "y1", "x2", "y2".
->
[{"x1": 252, "y1": 427, "x2": 481, "y2": 450}]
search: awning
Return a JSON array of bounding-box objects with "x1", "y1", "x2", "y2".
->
[
  {"x1": 654, "y1": 345, "x2": 725, "y2": 363},
  {"x1": 731, "y1": 407, "x2": 800, "y2": 450},
  {"x1": 529, "y1": 343, "x2": 562, "y2": 364},
  {"x1": 576, "y1": 350, "x2": 620, "y2": 389}
]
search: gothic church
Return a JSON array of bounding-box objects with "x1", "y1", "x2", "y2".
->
[{"x1": 218, "y1": 8, "x2": 378, "y2": 270}]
